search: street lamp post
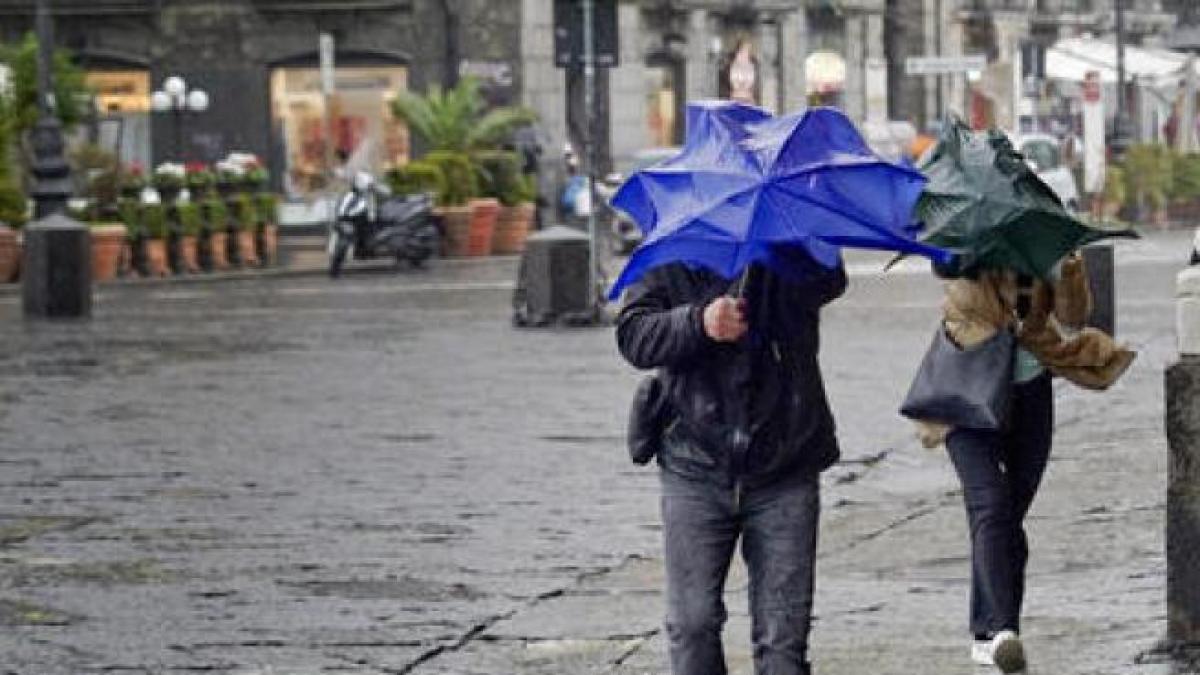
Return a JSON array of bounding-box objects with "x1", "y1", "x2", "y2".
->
[
  {"x1": 22, "y1": 0, "x2": 91, "y2": 318},
  {"x1": 151, "y1": 76, "x2": 210, "y2": 161},
  {"x1": 1111, "y1": 0, "x2": 1132, "y2": 159}
]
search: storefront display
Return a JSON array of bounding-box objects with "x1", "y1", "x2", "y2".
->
[{"x1": 270, "y1": 65, "x2": 409, "y2": 197}]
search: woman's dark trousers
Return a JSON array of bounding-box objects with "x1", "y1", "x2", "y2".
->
[
  {"x1": 946, "y1": 372, "x2": 1054, "y2": 638},
  {"x1": 660, "y1": 468, "x2": 819, "y2": 675}
]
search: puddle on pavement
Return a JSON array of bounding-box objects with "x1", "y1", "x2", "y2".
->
[{"x1": 279, "y1": 576, "x2": 486, "y2": 602}]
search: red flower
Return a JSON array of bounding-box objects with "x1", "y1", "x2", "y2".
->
[
  {"x1": 126, "y1": 163, "x2": 144, "y2": 176},
  {"x1": 185, "y1": 161, "x2": 209, "y2": 174}
]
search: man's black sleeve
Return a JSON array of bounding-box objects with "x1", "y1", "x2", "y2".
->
[{"x1": 615, "y1": 273, "x2": 713, "y2": 370}]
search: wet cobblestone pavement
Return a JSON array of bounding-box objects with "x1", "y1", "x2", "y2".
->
[{"x1": 0, "y1": 231, "x2": 1196, "y2": 674}]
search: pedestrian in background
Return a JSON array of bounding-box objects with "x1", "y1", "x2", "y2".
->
[
  {"x1": 616, "y1": 255, "x2": 847, "y2": 675},
  {"x1": 912, "y1": 253, "x2": 1134, "y2": 672}
]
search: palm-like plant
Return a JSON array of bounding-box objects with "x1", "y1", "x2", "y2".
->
[{"x1": 391, "y1": 77, "x2": 536, "y2": 155}]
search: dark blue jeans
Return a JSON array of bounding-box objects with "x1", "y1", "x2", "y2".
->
[
  {"x1": 660, "y1": 468, "x2": 819, "y2": 675},
  {"x1": 946, "y1": 372, "x2": 1054, "y2": 638}
]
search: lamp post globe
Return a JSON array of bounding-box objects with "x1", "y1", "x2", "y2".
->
[
  {"x1": 163, "y1": 75, "x2": 186, "y2": 98},
  {"x1": 187, "y1": 89, "x2": 209, "y2": 113},
  {"x1": 150, "y1": 90, "x2": 172, "y2": 113}
]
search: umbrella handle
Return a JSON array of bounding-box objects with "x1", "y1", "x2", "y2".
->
[{"x1": 731, "y1": 265, "x2": 754, "y2": 299}]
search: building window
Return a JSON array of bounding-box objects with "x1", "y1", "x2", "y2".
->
[
  {"x1": 84, "y1": 70, "x2": 152, "y2": 170},
  {"x1": 270, "y1": 65, "x2": 409, "y2": 198},
  {"x1": 646, "y1": 63, "x2": 679, "y2": 147}
]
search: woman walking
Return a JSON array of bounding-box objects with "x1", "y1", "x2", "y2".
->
[{"x1": 912, "y1": 253, "x2": 1134, "y2": 672}]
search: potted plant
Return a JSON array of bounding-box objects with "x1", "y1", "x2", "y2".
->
[
  {"x1": 391, "y1": 77, "x2": 536, "y2": 257},
  {"x1": 479, "y1": 151, "x2": 535, "y2": 255},
  {"x1": 86, "y1": 218, "x2": 126, "y2": 281},
  {"x1": 116, "y1": 198, "x2": 145, "y2": 277},
  {"x1": 153, "y1": 162, "x2": 186, "y2": 204},
  {"x1": 177, "y1": 202, "x2": 203, "y2": 273},
  {"x1": 425, "y1": 151, "x2": 478, "y2": 257},
  {"x1": 232, "y1": 193, "x2": 259, "y2": 266},
  {"x1": 386, "y1": 160, "x2": 446, "y2": 200},
  {"x1": 141, "y1": 203, "x2": 170, "y2": 277},
  {"x1": 254, "y1": 191, "x2": 280, "y2": 265},
  {"x1": 120, "y1": 163, "x2": 146, "y2": 200},
  {"x1": 0, "y1": 165, "x2": 25, "y2": 284},
  {"x1": 202, "y1": 196, "x2": 230, "y2": 270}
]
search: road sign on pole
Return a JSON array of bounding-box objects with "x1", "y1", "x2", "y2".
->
[
  {"x1": 904, "y1": 55, "x2": 987, "y2": 76},
  {"x1": 553, "y1": 0, "x2": 618, "y2": 69}
]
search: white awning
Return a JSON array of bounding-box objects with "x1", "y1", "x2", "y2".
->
[{"x1": 1046, "y1": 36, "x2": 1197, "y2": 89}]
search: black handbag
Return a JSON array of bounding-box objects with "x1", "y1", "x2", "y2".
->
[
  {"x1": 627, "y1": 374, "x2": 672, "y2": 465},
  {"x1": 900, "y1": 324, "x2": 1016, "y2": 431}
]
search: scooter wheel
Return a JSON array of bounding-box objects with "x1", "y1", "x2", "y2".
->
[{"x1": 328, "y1": 233, "x2": 350, "y2": 278}]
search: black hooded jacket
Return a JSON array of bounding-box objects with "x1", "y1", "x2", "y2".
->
[{"x1": 615, "y1": 260, "x2": 847, "y2": 487}]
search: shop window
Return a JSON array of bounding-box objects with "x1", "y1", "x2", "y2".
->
[
  {"x1": 646, "y1": 64, "x2": 679, "y2": 147},
  {"x1": 84, "y1": 70, "x2": 152, "y2": 170},
  {"x1": 270, "y1": 65, "x2": 409, "y2": 198}
]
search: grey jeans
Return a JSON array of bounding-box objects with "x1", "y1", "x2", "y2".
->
[{"x1": 660, "y1": 468, "x2": 820, "y2": 675}]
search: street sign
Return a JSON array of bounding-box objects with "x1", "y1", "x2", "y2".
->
[
  {"x1": 553, "y1": 0, "x2": 618, "y2": 69},
  {"x1": 319, "y1": 33, "x2": 335, "y2": 95},
  {"x1": 905, "y1": 54, "x2": 987, "y2": 76}
]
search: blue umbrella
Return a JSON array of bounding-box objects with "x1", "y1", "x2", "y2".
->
[{"x1": 607, "y1": 103, "x2": 953, "y2": 298}]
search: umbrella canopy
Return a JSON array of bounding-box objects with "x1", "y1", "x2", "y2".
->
[
  {"x1": 608, "y1": 102, "x2": 952, "y2": 298},
  {"x1": 915, "y1": 118, "x2": 1136, "y2": 280}
]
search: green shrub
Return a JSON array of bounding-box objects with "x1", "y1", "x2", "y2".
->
[
  {"x1": 142, "y1": 204, "x2": 169, "y2": 239},
  {"x1": 0, "y1": 174, "x2": 27, "y2": 227},
  {"x1": 424, "y1": 151, "x2": 478, "y2": 206},
  {"x1": 387, "y1": 161, "x2": 446, "y2": 200},
  {"x1": 177, "y1": 203, "x2": 203, "y2": 237},
  {"x1": 1171, "y1": 152, "x2": 1200, "y2": 204},
  {"x1": 1103, "y1": 165, "x2": 1126, "y2": 209},
  {"x1": 1124, "y1": 144, "x2": 1172, "y2": 210}
]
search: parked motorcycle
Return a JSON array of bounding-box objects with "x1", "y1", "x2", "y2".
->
[{"x1": 328, "y1": 172, "x2": 440, "y2": 278}]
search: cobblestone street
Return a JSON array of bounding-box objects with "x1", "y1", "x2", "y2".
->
[{"x1": 0, "y1": 230, "x2": 1195, "y2": 674}]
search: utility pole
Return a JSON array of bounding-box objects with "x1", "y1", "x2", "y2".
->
[
  {"x1": 582, "y1": 0, "x2": 599, "y2": 305},
  {"x1": 1112, "y1": 0, "x2": 1132, "y2": 159},
  {"x1": 22, "y1": 0, "x2": 92, "y2": 318}
]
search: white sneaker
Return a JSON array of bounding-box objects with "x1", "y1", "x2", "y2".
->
[
  {"x1": 989, "y1": 630, "x2": 1026, "y2": 673},
  {"x1": 971, "y1": 639, "x2": 994, "y2": 666},
  {"x1": 970, "y1": 631, "x2": 1026, "y2": 672}
]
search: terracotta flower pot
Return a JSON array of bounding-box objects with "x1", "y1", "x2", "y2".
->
[
  {"x1": 210, "y1": 231, "x2": 230, "y2": 270},
  {"x1": 437, "y1": 205, "x2": 473, "y2": 258},
  {"x1": 466, "y1": 198, "x2": 500, "y2": 256},
  {"x1": 492, "y1": 203, "x2": 534, "y2": 255},
  {"x1": 181, "y1": 235, "x2": 201, "y2": 273},
  {"x1": 89, "y1": 224, "x2": 126, "y2": 281},
  {"x1": 238, "y1": 230, "x2": 260, "y2": 266},
  {"x1": 144, "y1": 239, "x2": 170, "y2": 277},
  {"x1": 263, "y1": 224, "x2": 279, "y2": 265},
  {"x1": 0, "y1": 226, "x2": 19, "y2": 283}
]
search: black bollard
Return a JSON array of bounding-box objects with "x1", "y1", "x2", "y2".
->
[
  {"x1": 1166, "y1": 267, "x2": 1200, "y2": 646},
  {"x1": 22, "y1": 213, "x2": 91, "y2": 318},
  {"x1": 513, "y1": 225, "x2": 595, "y2": 326},
  {"x1": 1083, "y1": 243, "x2": 1115, "y2": 336}
]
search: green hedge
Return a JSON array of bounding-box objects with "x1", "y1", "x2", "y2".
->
[{"x1": 177, "y1": 203, "x2": 203, "y2": 237}]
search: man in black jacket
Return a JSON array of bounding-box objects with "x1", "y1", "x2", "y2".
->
[{"x1": 615, "y1": 256, "x2": 847, "y2": 675}]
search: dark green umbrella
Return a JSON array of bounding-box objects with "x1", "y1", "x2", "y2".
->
[{"x1": 914, "y1": 118, "x2": 1136, "y2": 280}]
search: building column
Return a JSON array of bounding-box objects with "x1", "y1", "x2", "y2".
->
[
  {"x1": 844, "y1": 12, "x2": 866, "y2": 122},
  {"x1": 609, "y1": 1, "x2": 648, "y2": 168},
  {"x1": 757, "y1": 17, "x2": 780, "y2": 113},
  {"x1": 686, "y1": 9, "x2": 716, "y2": 102},
  {"x1": 865, "y1": 10, "x2": 888, "y2": 122},
  {"x1": 519, "y1": 0, "x2": 568, "y2": 217},
  {"x1": 780, "y1": 8, "x2": 809, "y2": 114}
]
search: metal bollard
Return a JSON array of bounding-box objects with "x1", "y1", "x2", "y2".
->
[
  {"x1": 22, "y1": 213, "x2": 92, "y2": 319},
  {"x1": 1082, "y1": 243, "x2": 1115, "y2": 336},
  {"x1": 512, "y1": 225, "x2": 598, "y2": 326},
  {"x1": 1166, "y1": 266, "x2": 1200, "y2": 646}
]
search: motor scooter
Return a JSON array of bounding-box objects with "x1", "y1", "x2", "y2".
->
[{"x1": 328, "y1": 172, "x2": 440, "y2": 278}]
